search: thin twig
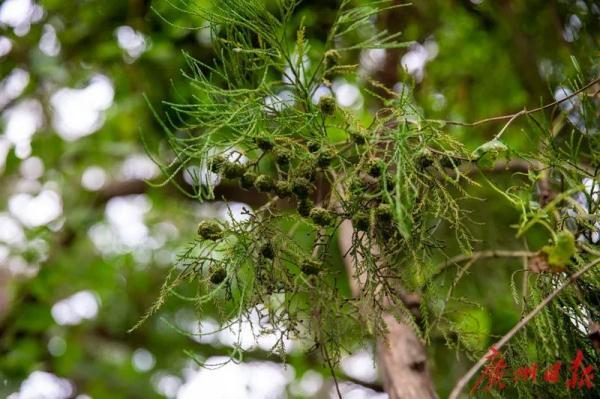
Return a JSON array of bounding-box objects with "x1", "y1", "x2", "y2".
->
[
  {"x1": 256, "y1": 195, "x2": 279, "y2": 213},
  {"x1": 442, "y1": 250, "x2": 537, "y2": 269},
  {"x1": 448, "y1": 256, "x2": 600, "y2": 399},
  {"x1": 322, "y1": 345, "x2": 343, "y2": 399},
  {"x1": 439, "y1": 76, "x2": 600, "y2": 128},
  {"x1": 493, "y1": 109, "x2": 526, "y2": 140}
]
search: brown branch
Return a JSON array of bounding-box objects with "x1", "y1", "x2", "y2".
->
[
  {"x1": 95, "y1": 179, "x2": 148, "y2": 204},
  {"x1": 430, "y1": 248, "x2": 539, "y2": 282},
  {"x1": 439, "y1": 76, "x2": 600, "y2": 128},
  {"x1": 96, "y1": 179, "x2": 271, "y2": 208},
  {"x1": 456, "y1": 158, "x2": 544, "y2": 177},
  {"x1": 337, "y1": 219, "x2": 437, "y2": 399},
  {"x1": 448, "y1": 256, "x2": 600, "y2": 399},
  {"x1": 443, "y1": 249, "x2": 537, "y2": 266}
]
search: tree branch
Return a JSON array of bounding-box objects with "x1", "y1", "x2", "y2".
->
[
  {"x1": 337, "y1": 219, "x2": 437, "y2": 399},
  {"x1": 438, "y1": 76, "x2": 600, "y2": 128},
  {"x1": 431, "y1": 249, "x2": 537, "y2": 280},
  {"x1": 448, "y1": 256, "x2": 600, "y2": 399},
  {"x1": 444, "y1": 249, "x2": 537, "y2": 266},
  {"x1": 96, "y1": 179, "x2": 270, "y2": 208}
]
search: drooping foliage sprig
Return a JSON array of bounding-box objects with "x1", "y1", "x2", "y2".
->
[{"x1": 140, "y1": 0, "x2": 600, "y2": 391}]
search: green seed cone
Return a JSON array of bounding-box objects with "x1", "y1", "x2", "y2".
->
[
  {"x1": 260, "y1": 242, "x2": 275, "y2": 259},
  {"x1": 316, "y1": 148, "x2": 336, "y2": 168},
  {"x1": 310, "y1": 207, "x2": 334, "y2": 226},
  {"x1": 197, "y1": 220, "x2": 224, "y2": 240},
  {"x1": 240, "y1": 171, "x2": 257, "y2": 189},
  {"x1": 292, "y1": 177, "x2": 311, "y2": 198},
  {"x1": 319, "y1": 96, "x2": 336, "y2": 116},
  {"x1": 255, "y1": 137, "x2": 274, "y2": 151},
  {"x1": 307, "y1": 141, "x2": 320, "y2": 153},
  {"x1": 297, "y1": 198, "x2": 313, "y2": 217},
  {"x1": 352, "y1": 211, "x2": 370, "y2": 232},
  {"x1": 367, "y1": 159, "x2": 385, "y2": 177},
  {"x1": 209, "y1": 267, "x2": 227, "y2": 285},
  {"x1": 274, "y1": 150, "x2": 291, "y2": 166},
  {"x1": 223, "y1": 162, "x2": 246, "y2": 179},
  {"x1": 275, "y1": 181, "x2": 292, "y2": 197},
  {"x1": 254, "y1": 174, "x2": 275, "y2": 193}
]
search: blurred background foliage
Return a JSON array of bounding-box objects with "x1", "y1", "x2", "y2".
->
[{"x1": 0, "y1": 0, "x2": 598, "y2": 398}]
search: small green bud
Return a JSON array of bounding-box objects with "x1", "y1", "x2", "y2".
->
[
  {"x1": 209, "y1": 267, "x2": 227, "y2": 285},
  {"x1": 297, "y1": 198, "x2": 313, "y2": 217},
  {"x1": 209, "y1": 156, "x2": 227, "y2": 173},
  {"x1": 316, "y1": 148, "x2": 336, "y2": 168},
  {"x1": 198, "y1": 220, "x2": 224, "y2": 240},
  {"x1": 274, "y1": 149, "x2": 291, "y2": 166},
  {"x1": 292, "y1": 177, "x2": 311, "y2": 198},
  {"x1": 254, "y1": 175, "x2": 274, "y2": 192},
  {"x1": 306, "y1": 141, "x2": 321, "y2": 152},
  {"x1": 223, "y1": 162, "x2": 246, "y2": 179},
  {"x1": 260, "y1": 242, "x2": 275, "y2": 259},
  {"x1": 319, "y1": 96, "x2": 336, "y2": 116},
  {"x1": 367, "y1": 159, "x2": 385, "y2": 177},
  {"x1": 298, "y1": 163, "x2": 317, "y2": 182},
  {"x1": 415, "y1": 148, "x2": 434, "y2": 169},
  {"x1": 350, "y1": 131, "x2": 367, "y2": 145},
  {"x1": 255, "y1": 136, "x2": 274, "y2": 151},
  {"x1": 352, "y1": 211, "x2": 370, "y2": 232},
  {"x1": 275, "y1": 181, "x2": 292, "y2": 197},
  {"x1": 240, "y1": 171, "x2": 257, "y2": 190},
  {"x1": 307, "y1": 141, "x2": 321, "y2": 153},
  {"x1": 301, "y1": 259, "x2": 321, "y2": 275},
  {"x1": 309, "y1": 207, "x2": 334, "y2": 226}
]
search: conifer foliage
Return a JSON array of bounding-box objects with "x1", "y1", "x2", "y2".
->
[{"x1": 140, "y1": 1, "x2": 600, "y2": 396}]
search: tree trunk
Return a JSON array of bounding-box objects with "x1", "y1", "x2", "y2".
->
[{"x1": 338, "y1": 219, "x2": 437, "y2": 399}]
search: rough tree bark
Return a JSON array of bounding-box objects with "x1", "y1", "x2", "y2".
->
[{"x1": 337, "y1": 220, "x2": 437, "y2": 399}]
